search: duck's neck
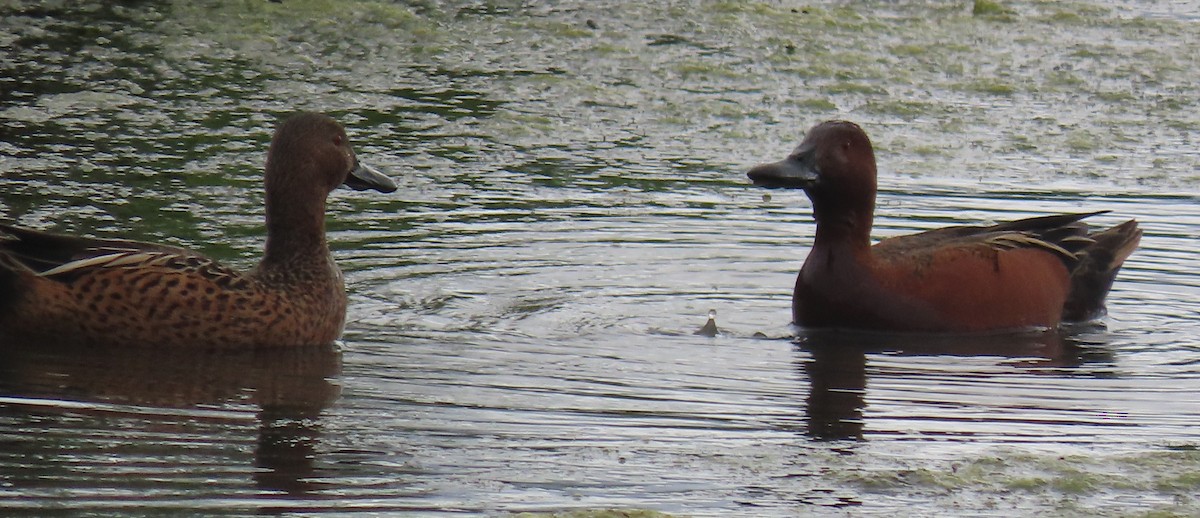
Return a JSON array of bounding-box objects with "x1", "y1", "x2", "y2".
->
[
  {"x1": 261, "y1": 187, "x2": 331, "y2": 268},
  {"x1": 810, "y1": 195, "x2": 875, "y2": 253}
]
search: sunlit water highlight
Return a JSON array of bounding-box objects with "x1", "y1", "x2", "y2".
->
[{"x1": 2, "y1": 1, "x2": 1199, "y2": 516}]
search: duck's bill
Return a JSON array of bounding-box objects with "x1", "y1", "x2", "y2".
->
[
  {"x1": 746, "y1": 159, "x2": 818, "y2": 189},
  {"x1": 344, "y1": 160, "x2": 398, "y2": 193}
]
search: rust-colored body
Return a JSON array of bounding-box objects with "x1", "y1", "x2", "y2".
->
[{"x1": 749, "y1": 121, "x2": 1141, "y2": 332}]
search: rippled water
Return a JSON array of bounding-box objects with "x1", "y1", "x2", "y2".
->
[{"x1": 2, "y1": 1, "x2": 1199, "y2": 516}]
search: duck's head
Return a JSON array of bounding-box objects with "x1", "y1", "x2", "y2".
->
[
  {"x1": 747, "y1": 120, "x2": 878, "y2": 221},
  {"x1": 266, "y1": 112, "x2": 398, "y2": 197}
]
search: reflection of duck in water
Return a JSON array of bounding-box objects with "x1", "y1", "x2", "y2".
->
[
  {"x1": 748, "y1": 121, "x2": 1141, "y2": 333},
  {"x1": 797, "y1": 329, "x2": 1107, "y2": 441},
  {"x1": 0, "y1": 343, "x2": 342, "y2": 496},
  {"x1": 0, "y1": 112, "x2": 396, "y2": 349},
  {"x1": 802, "y1": 341, "x2": 867, "y2": 441}
]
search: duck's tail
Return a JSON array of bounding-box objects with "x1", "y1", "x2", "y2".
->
[
  {"x1": 0, "y1": 227, "x2": 37, "y2": 316},
  {"x1": 0, "y1": 252, "x2": 24, "y2": 316},
  {"x1": 1062, "y1": 219, "x2": 1143, "y2": 322}
]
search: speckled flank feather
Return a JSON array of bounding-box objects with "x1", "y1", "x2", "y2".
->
[
  {"x1": 5, "y1": 249, "x2": 346, "y2": 348},
  {"x1": 0, "y1": 112, "x2": 396, "y2": 349}
]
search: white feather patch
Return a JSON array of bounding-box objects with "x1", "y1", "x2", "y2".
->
[{"x1": 40, "y1": 252, "x2": 168, "y2": 277}]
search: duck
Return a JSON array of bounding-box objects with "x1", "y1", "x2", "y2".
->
[
  {"x1": 747, "y1": 120, "x2": 1141, "y2": 333},
  {"x1": 0, "y1": 112, "x2": 397, "y2": 348}
]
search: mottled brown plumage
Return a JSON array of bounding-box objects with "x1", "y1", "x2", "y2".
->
[
  {"x1": 0, "y1": 112, "x2": 397, "y2": 348},
  {"x1": 748, "y1": 120, "x2": 1141, "y2": 332}
]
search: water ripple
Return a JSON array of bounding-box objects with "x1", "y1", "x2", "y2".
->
[{"x1": 4, "y1": 1, "x2": 1200, "y2": 516}]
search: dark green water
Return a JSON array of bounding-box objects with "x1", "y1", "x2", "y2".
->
[{"x1": 2, "y1": 1, "x2": 1199, "y2": 516}]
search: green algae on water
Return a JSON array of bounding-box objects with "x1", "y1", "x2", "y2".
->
[
  {"x1": 973, "y1": 0, "x2": 1015, "y2": 18},
  {"x1": 511, "y1": 511, "x2": 677, "y2": 518}
]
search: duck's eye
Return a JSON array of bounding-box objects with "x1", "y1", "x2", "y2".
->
[{"x1": 333, "y1": 135, "x2": 344, "y2": 147}]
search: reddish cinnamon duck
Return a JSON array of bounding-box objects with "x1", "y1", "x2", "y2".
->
[
  {"x1": 0, "y1": 112, "x2": 396, "y2": 348},
  {"x1": 748, "y1": 120, "x2": 1141, "y2": 332}
]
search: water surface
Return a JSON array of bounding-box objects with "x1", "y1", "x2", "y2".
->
[{"x1": 2, "y1": 1, "x2": 1199, "y2": 516}]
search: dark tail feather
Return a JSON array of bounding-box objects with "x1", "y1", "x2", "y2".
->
[
  {"x1": 0, "y1": 227, "x2": 39, "y2": 315},
  {"x1": 1062, "y1": 220, "x2": 1142, "y2": 322},
  {"x1": 0, "y1": 253, "x2": 26, "y2": 315},
  {"x1": 0, "y1": 223, "x2": 100, "y2": 272}
]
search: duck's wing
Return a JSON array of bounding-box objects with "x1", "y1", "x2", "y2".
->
[
  {"x1": 873, "y1": 211, "x2": 1105, "y2": 265},
  {"x1": 0, "y1": 223, "x2": 252, "y2": 288},
  {"x1": 871, "y1": 211, "x2": 1141, "y2": 323},
  {"x1": 0, "y1": 223, "x2": 204, "y2": 274},
  {"x1": 34, "y1": 249, "x2": 253, "y2": 290}
]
